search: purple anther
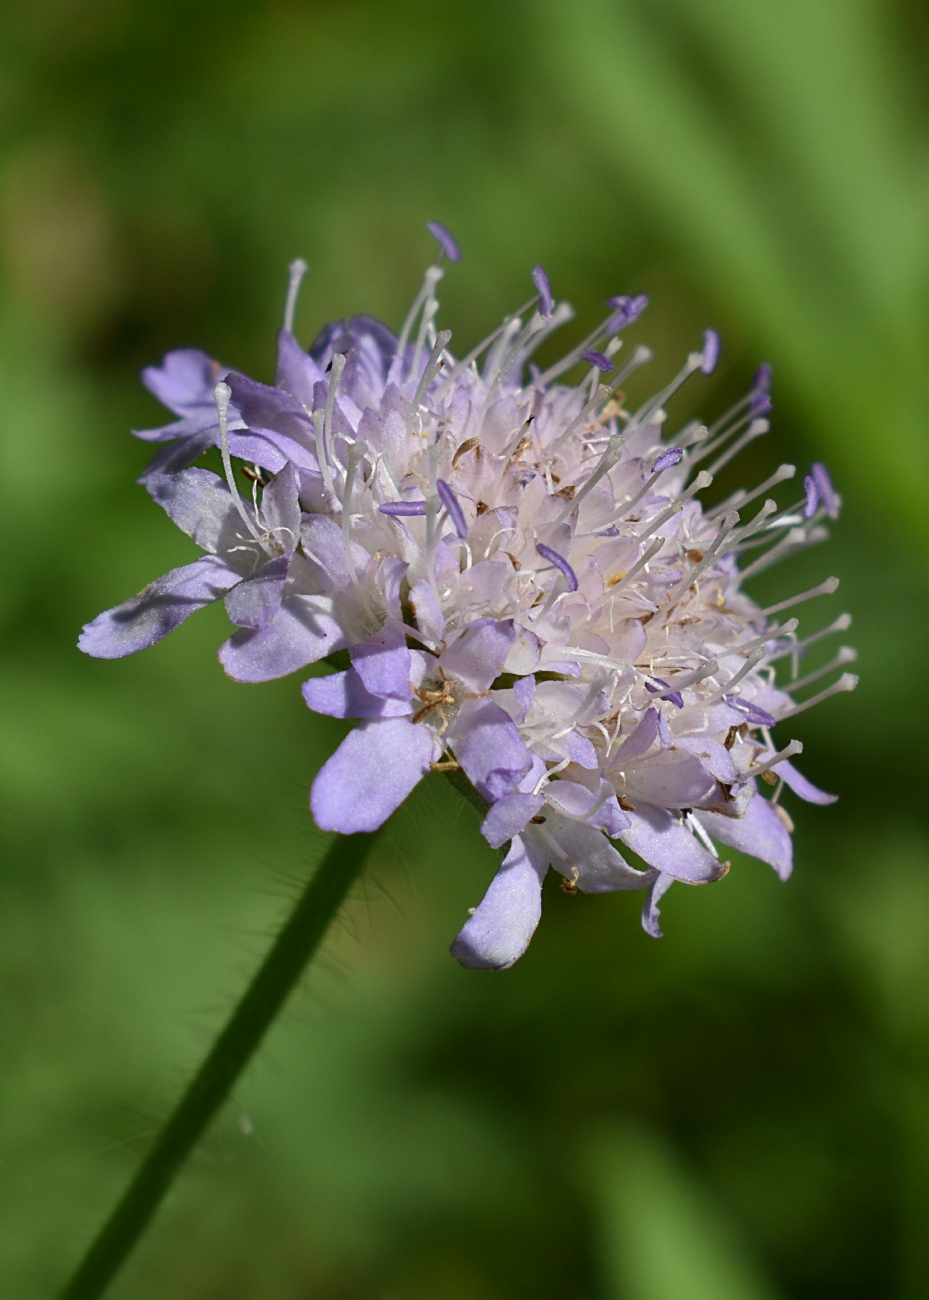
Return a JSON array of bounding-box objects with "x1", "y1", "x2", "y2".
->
[
  {"x1": 752, "y1": 362, "x2": 772, "y2": 396},
  {"x1": 726, "y1": 697, "x2": 776, "y2": 728},
  {"x1": 536, "y1": 543, "x2": 578, "y2": 592},
  {"x1": 379, "y1": 500, "x2": 427, "y2": 517},
  {"x1": 700, "y1": 329, "x2": 721, "y2": 375},
  {"x1": 436, "y1": 479, "x2": 468, "y2": 538},
  {"x1": 645, "y1": 677, "x2": 685, "y2": 708},
  {"x1": 581, "y1": 349, "x2": 614, "y2": 372},
  {"x1": 532, "y1": 265, "x2": 554, "y2": 317},
  {"x1": 651, "y1": 446, "x2": 684, "y2": 474},
  {"x1": 605, "y1": 293, "x2": 649, "y2": 330},
  {"x1": 426, "y1": 221, "x2": 461, "y2": 263},
  {"x1": 811, "y1": 462, "x2": 839, "y2": 520},
  {"x1": 803, "y1": 474, "x2": 819, "y2": 519},
  {"x1": 750, "y1": 391, "x2": 772, "y2": 417}
]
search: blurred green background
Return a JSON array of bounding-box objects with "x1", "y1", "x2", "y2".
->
[{"x1": 1, "y1": 1, "x2": 928, "y2": 1296}]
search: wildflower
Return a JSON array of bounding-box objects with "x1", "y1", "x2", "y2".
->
[{"x1": 79, "y1": 225, "x2": 857, "y2": 969}]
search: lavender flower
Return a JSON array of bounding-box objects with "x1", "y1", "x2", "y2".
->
[{"x1": 80, "y1": 227, "x2": 857, "y2": 969}]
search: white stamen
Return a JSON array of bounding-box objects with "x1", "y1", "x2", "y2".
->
[
  {"x1": 629, "y1": 352, "x2": 703, "y2": 429},
  {"x1": 686, "y1": 813, "x2": 720, "y2": 858},
  {"x1": 409, "y1": 330, "x2": 452, "y2": 435},
  {"x1": 766, "y1": 613, "x2": 851, "y2": 663},
  {"x1": 664, "y1": 511, "x2": 740, "y2": 605},
  {"x1": 637, "y1": 471, "x2": 713, "y2": 541},
  {"x1": 313, "y1": 409, "x2": 340, "y2": 512},
  {"x1": 738, "y1": 525, "x2": 829, "y2": 580},
  {"x1": 394, "y1": 265, "x2": 443, "y2": 374},
  {"x1": 533, "y1": 758, "x2": 572, "y2": 795},
  {"x1": 757, "y1": 576, "x2": 839, "y2": 618},
  {"x1": 748, "y1": 739, "x2": 803, "y2": 777},
  {"x1": 706, "y1": 463, "x2": 795, "y2": 520},
  {"x1": 775, "y1": 673, "x2": 858, "y2": 719},
  {"x1": 702, "y1": 648, "x2": 766, "y2": 705},
  {"x1": 737, "y1": 618, "x2": 799, "y2": 655},
  {"x1": 606, "y1": 535, "x2": 666, "y2": 595},
  {"x1": 213, "y1": 383, "x2": 268, "y2": 550},
  {"x1": 283, "y1": 258, "x2": 308, "y2": 334},
  {"x1": 553, "y1": 434, "x2": 625, "y2": 525},
  {"x1": 783, "y1": 646, "x2": 857, "y2": 693},
  {"x1": 702, "y1": 419, "x2": 769, "y2": 478}
]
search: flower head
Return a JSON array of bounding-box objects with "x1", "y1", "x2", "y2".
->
[{"x1": 80, "y1": 225, "x2": 857, "y2": 968}]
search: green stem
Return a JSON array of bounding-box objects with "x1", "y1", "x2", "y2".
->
[{"x1": 59, "y1": 830, "x2": 382, "y2": 1300}]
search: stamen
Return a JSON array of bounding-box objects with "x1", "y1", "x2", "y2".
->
[
  {"x1": 408, "y1": 330, "x2": 452, "y2": 433},
  {"x1": 811, "y1": 462, "x2": 840, "y2": 519},
  {"x1": 606, "y1": 535, "x2": 666, "y2": 595},
  {"x1": 536, "y1": 543, "x2": 579, "y2": 592},
  {"x1": 726, "y1": 698, "x2": 776, "y2": 727},
  {"x1": 213, "y1": 382, "x2": 266, "y2": 549},
  {"x1": 546, "y1": 383, "x2": 614, "y2": 457},
  {"x1": 702, "y1": 418, "x2": 769, "y2": 478},
  {"x1": 629, "y1": 352, "x2": 703, "y2": 429},
  {"x1": 553, "y1": 433, "x2": 625, "y2": 525},
  {"x1": 706, "y1": 463, "x2": 795, "y2": 519},
  {"x1": 664, "y1": 510, "x2": 740, "y2": 605},
  {"x1": 702, "y1": 648, "x2": 766, "y2": 705},
  {"x1": 748, "y1": 739, "x2": 803, "y2": 778},
  {"x1": 313, "y1": 408, "x2": 340, "y2": 511},
  {"x1": 532, "y1": 265, "x2": 553, "y2": 316},
  {"x1": 776, "y1": 672, "x2": 858, "y2": 719},
  {"x1": 379, "y1": 500, "x2": 427, "y2": 517},
  {"x1": 283, "y1": 258, "x2": 308, "y2": 334},
  {"x1": 738, "y1": 524, "x2": 828, "y2": 580},
  {"x1": 757, "y1": 576, "x2": 839, "y2": 618},
  {"x1": 581, "y1": 349, "x2": 614, "y2": 372},
  {"x1": 605, "y1": 293, "x2": 649, "y2": 328},
  {"x1": 636, "y1": 470, "x2": 713, "y2": 540},
  {"x1": 394, "y1": 265, "x2": 444, "y2": 376},
  {"x1": 701, "y1": 329, "x2": 721, "y2": 374},
  {"x1": 766, "y1": 613, "x2": 851, "y2": 663},
  {"x1": 737, "y1": 618, "x2": 799, "y2": 655},
  {"x1": 533, "y1": 758, "x2": 572, "y2": 796},
  {"x1": 782, "y1": 646, "x2": 857, "y2": 693},
  {"x1": 437, "y1": 479, "x2": 468, "y2": 538},
  {"x1": 652, "y1": 446, "x2": 684, "y2": 474},
  {"x1": 662, "y1": 661, "x2": 719, "y2": 691},
  {"x1": 426, "y1": 220, "x2": 461, "y2": 262}
]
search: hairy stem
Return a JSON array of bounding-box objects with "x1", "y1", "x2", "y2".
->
[{"x1": 59, "y1": 830, "x2": 382, "y2": 1300}]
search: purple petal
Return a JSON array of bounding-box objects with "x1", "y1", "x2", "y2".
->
[
  {"x1": 811, "y1": 462, "x2": 840, "y2": 519},
  {"x1": 581, "y1": 349, "x2": 614, "y2": 372},
  {"x1": 623, "y1": 752, "x2": 716, "y2": 807},
  {"x1": 349, "y1": 627, "x2": 411, "y2": 701},
  {"x1": 701, "y1": 329, "x2": 721, "y2": 375},
  {"x1": 224, "y1": 555, "x2": 289, "y2": 629},
  {"x1": 536, "y1": 543, "x2": 578, "y2": 591},
  {"x1": 532, "y1": 265, "x2": 553, "y2": 316},
  {"x1": 310, "y1": 717, "x2": 436, "y2": 833},
  {"x1": 545, "y1": 780, "x2": 631, "y2": 836},
  {"x1": 436, "y1": 479, "x2": 468, "y2": 538},
  {"x1": 224, "y1": 371, "x2": 315, "y2": 449},
  {"x1": 439, "y1": 619, "x2": 515, "y2": 693},
  {"x1": 144, "y1": 469, "x2": 250, "y2": 557},
  {"x1": 697, "y1": 797, "x2": 793, "y2": 881},
  {"x1": 641, "y1": 872, "x2": 674, "y2": 938},
  {"x1": 619, "y1": 805, "x2": 724, "y2": 883},
  {"x1": 261, "y1": 462, "x2": 301, "y2": 555},
  {"x1": 651, "y1": 447, "x2": 684, "y2": 474},
  {"x1": 512, "y1": 675, "x2": 536, "y2": 716},
  {"x1": 610, "y1": 708, "x2": 660, "y2": 767},
  {"x1": 567, "y1": 731, "x2": 598, "y2": 769},
  {"x1": 673, "y1": 737, "x2": 739, "y2": 785},
  {"x1": 138, "y1": 428, "x2": 217, "y2": 474},
  {"x1": 379, "y1": 500, "x2": 427, "y2": 517},
  {"x1": 449, "y1": 697, "x2": 533, "y2": 801},
  {"x1": 302, "y1": 669, "x2": 412, "y2": 720},
  {"x1": 451, "y1": 836, "x2": 548, "y2": 970},
  {"x1": 275, "y1": 328, "x2": 325, "y2": 408},
  {"x1": 778, "y1": 759, "x2": 838, "y2": 805},
  {"x1": 142, "y1": 349, "x2": 221, "y2": 417},
  {"x1": 541, "y1": 812, "x2": 653, "y2": 893},
  {"x1": 480, "y1": 792, "x2": 545, "y2": 849},
  {"x1": 726, "y1": 696, "x2": 777, "y2": 727},
  {"x1": 409, "y1": 578, "x2": 446, "y2": 643},
  {"x1": 218, "y1": 594, "x2": 348, "y2": 682},
  {"x1": 79, "y1": 556, "x2": 241, "y2": 659},
  {"x1": 426, "y1": 220, "x2": 461, "y2": 262}
]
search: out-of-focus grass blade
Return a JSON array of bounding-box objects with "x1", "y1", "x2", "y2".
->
[
  {"x1": 535, "y1": 0, "x2": 929, "y2": 543},
  {"x1": 589, "y1": 1122, "x2": 784, "y2": 1300}
]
